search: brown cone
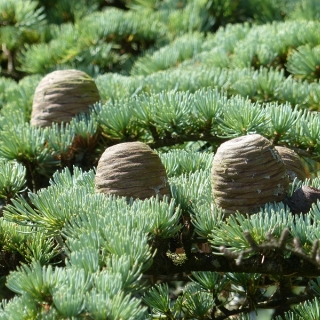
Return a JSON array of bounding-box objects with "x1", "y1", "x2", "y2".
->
[
  {"x1": 31, "y1": 69, "x2": 100, "y2": 127},
  {"x1": 275, "y1": 146, "x2": 306, "y2": 182},
  {"x1": 284, "y1": 185, "x2": 320, "y2": 214},
  {"x1": 95, "y1": 141, "x2": 170, "y2": 200},
  {"x1": 211, "y1": 134, "x2": 289, "y2": 216}
]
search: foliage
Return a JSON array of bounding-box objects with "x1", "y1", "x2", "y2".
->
[
  {"x1": 131, "y1": 32, "x2": 205, "y2": 76},
  {"x1": 286, "y1": 45, "x2": 320, "y2": 80},
  {"x1": 0, "y1": 0, "x2": 46, "y2": 52},
  {"x1": 1, "y1": 1, "x2": 320, "y2": 319}
]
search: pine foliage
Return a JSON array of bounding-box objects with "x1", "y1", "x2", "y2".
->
[{"x1": 1, "y1": 1, "x2": 320, "y2": 319}]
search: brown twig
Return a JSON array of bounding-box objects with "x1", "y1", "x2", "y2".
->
[{"x1": 147, "y1": 228, "x2": 320, "y2": 276}]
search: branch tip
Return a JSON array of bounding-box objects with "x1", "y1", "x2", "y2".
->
[
  {"x1": 236, "y1": 252, "x2": 243, "y2": 265},
  {"x1": 293, "y1": 237, "x2": 302, "y2": 250},
  {"x1": 279, "y1": 228, "x2": 290, "y2": 249},
  {"x1": 311, "y1": 239, "x2": 319, "y2": 261},
  {"x1": 265, "y1": 231, "x2": 273, "y2": 242},
  {"x1": 244, "y1": 230, "x2": 258, "y2": 250}
]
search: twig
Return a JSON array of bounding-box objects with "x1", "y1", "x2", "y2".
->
[
  {"x1": 244, "y1": 231, "x2": 259, "y2": 250},
  {"x1": 311, "y1": 240, "x2": 319, "y2": 261},
  {"x1": 220, "y1": 229, "x2": 320, "y2": 270}
]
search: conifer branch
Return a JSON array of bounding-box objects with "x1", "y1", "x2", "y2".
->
[
  {"x1": 148, "y1": 229, "x2": 320, "y2": 277},
  {"x1": 149, "y1": 133, "x2": 228, "y2": 149},
  {"x1": 212, "y1": 294, "x2": 315, "y2": 320},
  {"x1": 148, "y1": 250, "x2": 320, "y2": 277}
]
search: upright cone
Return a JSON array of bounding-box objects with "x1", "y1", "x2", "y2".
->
[
  {"x1": 211, "y1": 134, "x2": 289, "y2": 216},
  {"x1": 275, "y1": 146, "x2": 306, "y2": 182},
  {"x1": 31, "y1": 69, "x2": 100, "y2": 127},
  {"x1": 95, "y1": 141, "x2": 170, "y2": 200}
]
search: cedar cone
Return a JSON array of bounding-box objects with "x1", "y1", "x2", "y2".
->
[
  {"x1": 31, "y1": 69, "x2": 100, "y2": 127},
  {"x1": 95, "y1": 141, "x2": 170, "y2": 200},
  {"x1": 275, "y1": 146, "x2": 306, "y2": 182},
  {"x1": 284, "y1": 185, "x2": 320, "y2": 214},
  {"x1": 211, "y1": 134, "x2": 289, "y2": 216}
]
